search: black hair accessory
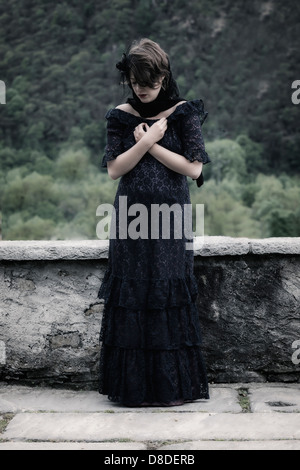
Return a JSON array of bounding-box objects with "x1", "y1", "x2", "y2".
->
[{"x1": 116, "y1": 53, "x2": 128, "y2": 73}]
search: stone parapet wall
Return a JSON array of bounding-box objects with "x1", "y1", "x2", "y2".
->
[{"x1": 0, "y1": 237, "x2": 299, "y2": 389}]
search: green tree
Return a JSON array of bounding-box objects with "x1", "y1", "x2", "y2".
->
[
  {"x1": 236, "y1": 134, "x2": 266, "y2": 176},
  {"x1": 55, "y1": 148, "x2": 91, "y2": 181},
  {"x1": 204, "y1": 139, "x2": 247, "y2": 184},
  {"x1": 5, "y1": 215, "x2": 56, "y2": 240},
  {"x1": 191, "y1": 179, "x2": 261, "y2": 238},
  {"x1": 252, "y1": 175, "x2": 300, "y2": 237}
]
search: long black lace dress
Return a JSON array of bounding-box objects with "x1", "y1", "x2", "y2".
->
[{"x1": 98, "y1": 100, "x2": 210, "y2": 406}]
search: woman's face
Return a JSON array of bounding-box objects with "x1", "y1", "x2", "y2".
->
[{"x1": 130, "y1": 74, "x2": 164, "y2": 103}]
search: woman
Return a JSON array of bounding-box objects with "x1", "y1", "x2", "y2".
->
[{"x1": 98, "y1": 38, "x2": 210, "y2": 406}]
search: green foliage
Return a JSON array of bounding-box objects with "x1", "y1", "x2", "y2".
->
[
  {"x1": 251, "y1": 175, "x2": 300, "y2": 237},
  {"x1": 191, "y1": 179, "x2": 261, "y2": 238},
  {"x1": 55, "y1": 148, "x2": 91, "y2": 181},
  {"x1": 5, "y1": 214, "x2": 56, "y2": 240},
  {"x1": 0, "y1": 0, "x2": 299, "y2": 239},
  {"x1": 204, "y1": 139, "x2": 247, "y2": 184},
  {"x1": 190, "y1": 171, "x2": 300, "y2": 238}
]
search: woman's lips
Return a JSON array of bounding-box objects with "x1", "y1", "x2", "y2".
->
[{"x1": 138, "y1": 94, "x2": 147, "y2": 99}]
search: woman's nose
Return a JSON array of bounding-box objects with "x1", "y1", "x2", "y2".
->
[{"x1": 135, "y1": 83, "x2": 145, "y2": 92}]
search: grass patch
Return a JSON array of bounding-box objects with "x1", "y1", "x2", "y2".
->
[
  {"x1": 0, "y1": 413, "x2": 14, "y2": 434},
  {"x1": 238, "y1": 388, "x2": 251, "y2": 413}
]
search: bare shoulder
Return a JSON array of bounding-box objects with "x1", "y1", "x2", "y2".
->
[
  {"x1": 174, "y1": 100, "x2": 187, "y2": 109},
  {"x1": 115, "y1": 103, "x2": 140, "y2": 116},
  {"x1": 161, "y1": 100, "x2": 186, "y2": 118},
  {"x1": 115, "y1": 103, "x2": 130, "y2": 111}
]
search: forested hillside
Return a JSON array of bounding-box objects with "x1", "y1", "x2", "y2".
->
[{"x1": 0, "y1": 0, "x2": 299, "y2": 239}]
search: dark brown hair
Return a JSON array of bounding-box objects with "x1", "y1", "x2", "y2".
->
[{"x1": 117, "y1": 38, "x2": 170, "y2": 89}]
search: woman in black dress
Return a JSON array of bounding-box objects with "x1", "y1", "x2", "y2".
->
[{"x1": 98, "y1": 38, "x2": 210, "y2": 406}]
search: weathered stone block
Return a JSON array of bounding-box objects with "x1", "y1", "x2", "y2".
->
[
  {"x1": 0, "y1": 255, "x2": 106, "y2": 389},
  {"x1": 195, "y1": 253, "x2": 300, "y2": 383}
]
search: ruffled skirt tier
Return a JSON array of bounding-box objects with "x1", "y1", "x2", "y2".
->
[{"x1": 98, "y1": 272, "x2": 209, "y2": 406}]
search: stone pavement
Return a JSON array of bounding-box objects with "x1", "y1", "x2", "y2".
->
[{"x1": 0, "y1": 383, "x2": 299, "y2": 450}]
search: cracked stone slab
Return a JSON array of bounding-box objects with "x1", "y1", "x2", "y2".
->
[
  {"x1": 248, "y1": 384, "x2": 300, "y2": 413},
  {"x1": 159, "y1": 440, "x2": 300, "y2": 450},
  {"x1": 0, "y1": 441, "x2": 147, "y2": 450},
  {"x1": 0, "y1": 385, "x2": 241, "y2": 413},
  {"x1": 1, "y1": 440, "x2": 299, "y2": 451},
  {"x1": 3, "y1": 412, "x2": 300, "y2": 442}
]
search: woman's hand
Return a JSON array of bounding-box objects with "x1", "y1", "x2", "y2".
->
[
  {"x1": 134, "y1": 118, "x2": 168, "y2": 145},
  {"x1": 134, "y1": 123, "x2": 149, "y2": 143}
]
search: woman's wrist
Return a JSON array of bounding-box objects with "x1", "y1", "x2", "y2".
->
[
  {"x1": 147, "y1": 142, "x2": 159, "y2": 156},
  {"x1": 141, "y1": 133, "x2": 156, "y2": 149}
]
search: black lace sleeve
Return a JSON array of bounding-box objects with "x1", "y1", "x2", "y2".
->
[
  {"x1": 101, "y1": 110, "x2": 124, "y2": 168},
  {"x1": 180, "y1": 110, "x2": 211, "y2": 165}
]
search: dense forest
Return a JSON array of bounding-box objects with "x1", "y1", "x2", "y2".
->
[{"x1": 0, "y1": 0, "x2": 299, "y2": 240}]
